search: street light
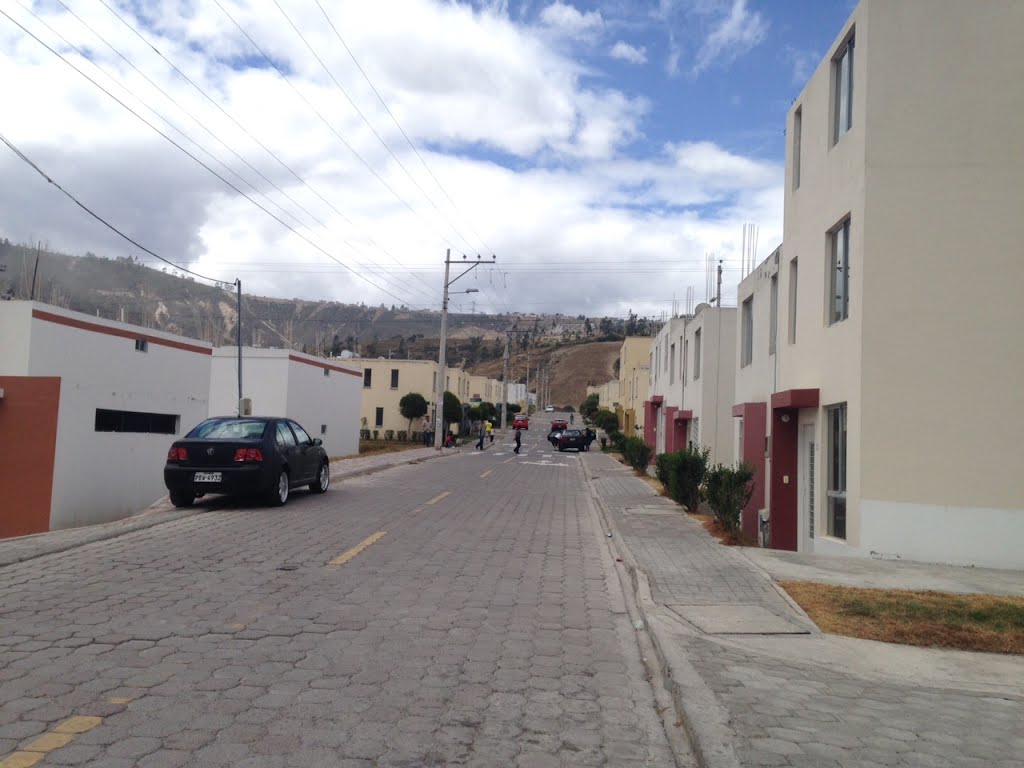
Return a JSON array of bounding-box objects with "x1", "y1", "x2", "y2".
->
[{"x1": 434, "y1": 250, "x2": 494, "y2": 449}]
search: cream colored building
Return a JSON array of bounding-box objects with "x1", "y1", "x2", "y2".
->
[
  {"x1": 616, "y1": 337, "x2": 652, "y2": 436},
  {"x1": 647, "y1": 306, "x2": 736, "y2": 466},
  {"x1": 587, "y1": 379, "x2": 620, "y2": 411},
  {"x1": 772, "y1": 0, "x2": 1024, "y2": 567},
  {"x1": 733, "y1": 247, "x2": 782, "y2": 541},
  {"x1": 357, "y1": 359, "x2": 439, "y2": 438}
]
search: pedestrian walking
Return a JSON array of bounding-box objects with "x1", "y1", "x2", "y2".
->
[
  {"x1": 513, "y1": 427, "x2": 522, "y2": 454},
  {"x1": 476, "y1": 421, "x2": 485, "y2": 450},
  {"x1": 486, "y1": 420, "x2": 494, "y2": 443},
  {"x1": 421, "y1": 416, "x2": 432, "y2": 447}
]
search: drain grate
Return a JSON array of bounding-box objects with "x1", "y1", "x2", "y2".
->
[{"x1": 276, "y1": 564, "x2": 299, "y2": 571}]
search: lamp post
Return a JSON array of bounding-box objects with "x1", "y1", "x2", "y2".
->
[{"x1": 434, "y1": 250, "x2": 494, "y2": 449}]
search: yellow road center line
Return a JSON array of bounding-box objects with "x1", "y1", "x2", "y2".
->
[
  {"x1": 109, "y1": 698, "x2": 132, "y2": 705},
  {"x1": 0, "y1": 716, "x2": 103, "y2": 768},
  {"x1": 480, "y1": 469, "x2": 493, "y2": 478},
  {"x1": 426, "y1": 491, "x2": 451, "y2": 505},
  {"x1": 329, "y1": 532, "x2": 386, "y2": 566},
  {"x1": 503, "y1": 458, "x2": 515, "y2": 464}
]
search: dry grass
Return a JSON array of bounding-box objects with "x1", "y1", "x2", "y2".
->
[
  {"x1": 780, "y1": 581, "x2": 1024, "y2": 655},
  {"x1": 343, "y1": 440, "x2": 426, "y2": 458}
]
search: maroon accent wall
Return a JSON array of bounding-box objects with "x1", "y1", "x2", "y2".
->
[
  {"x1": 0, "y1": 377, "x2": 60, "y2": 539},
  {"x1": 769, "y1": 408, "x2": 799, "y2": 551},
  {"x1": 734, "y1": 402, "x2": 767, "y2": 541},
  {"x1": 664, "y1": 407, "x2": 677, "y2": 452},
  {"x1": 643, "y1": 401, "x2": 657, "y2": 449}
]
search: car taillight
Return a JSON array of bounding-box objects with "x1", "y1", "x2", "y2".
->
[
  {"x1": 233, "y1": 448, "x2": 263, "y2": 463},
  {"x1": 167, "y1": 447, "x2": 188, "y2": 461}
]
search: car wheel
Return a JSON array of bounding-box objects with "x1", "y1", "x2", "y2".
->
[
  {"x1": 309, "y1": 462, "x2": 329, "y2": 493},
  {"x1": 269, "y1": 470, "x2": 290, "y2": 507},
  {"x1": 169, "y1": 489, "x2": 194, "y2": 508},
  {"x1": 558, "y1": 446, "x2": 564, "y2": 452}
]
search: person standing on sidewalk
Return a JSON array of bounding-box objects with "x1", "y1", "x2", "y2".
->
[
  {"x1": 475, "y1": 421, "x2": 486, "y2": 450},
  {"x1": 513, "y1": 427, "x2": 522, "y2": 454}
]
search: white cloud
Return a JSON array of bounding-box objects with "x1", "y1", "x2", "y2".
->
[
  {"x1": 693, "y1": 0, "x2": 768, "y2": 74},
  {"x1": 0, "y1": 0, "x2": 783, "y2": 319},
  {"x1": 610, "y1": 41, "x2": 647, "y2": 64},
  {"x1": 538, "y1": 2, "x2": 604, "y2": 38}
]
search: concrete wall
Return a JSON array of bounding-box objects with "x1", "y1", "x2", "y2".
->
[
  {"x1": 284, "y1": 353, "x2": 361, "y2": 459},
  {"x1": 358, "y1": 359, "x2": 438, "y2": 436},
  {"x1": 854, "y1": 0, "x2": 1024, "y2": 567},
  {"x1": 11, "y1": 303, "x2": 212, "y2": 530}
]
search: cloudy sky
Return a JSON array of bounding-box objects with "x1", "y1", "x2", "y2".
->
[{"x1": 0, "y1": 0, "x2": 855, "y2": 318}]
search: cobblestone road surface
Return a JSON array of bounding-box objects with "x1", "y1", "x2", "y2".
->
[{"x1": 0, "y1": 433, "x2": 678, "y2": 767}]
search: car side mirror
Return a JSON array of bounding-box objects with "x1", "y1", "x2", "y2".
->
[{"x1": 312, "y1": 438, "x2": 323, "y2": 446}]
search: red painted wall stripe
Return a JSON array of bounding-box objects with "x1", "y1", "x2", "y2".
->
[{"x1": 32, "y1": 309, "x2": 212, "y2": 356}]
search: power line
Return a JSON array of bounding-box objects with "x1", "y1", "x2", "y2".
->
[
  {"x1": 0, "y1": 131, "x2": 228, "y2": 286},
  {"x1": 311, "y1": 0, "x2": 490, "y2": 256},
  {"x1": 89, "y1": 0, "x2": 438, "y2": 303},
  {"x1": 0, "y1": 8, "x2": 427, "y2": 309}
]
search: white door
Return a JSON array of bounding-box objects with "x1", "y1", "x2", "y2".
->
[{"x1": 798, "y1": 423, "x2": 816, "y2": 552}]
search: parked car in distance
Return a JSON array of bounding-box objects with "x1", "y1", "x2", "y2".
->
[
  {"x1": 513, "y1": 414, "x2": 529, "y2": 430},
  {"x1": 550, "y1": 419, "x2": 569, "y2": 431},
  {"x1": 164, "y1": 416, "x2": 329, "y2": 508},
  {"x1": 558, "y1": 429, "x2": 588, "y2": 452},
  {"x1": 544, "y1": 405, "x2": 555, "y2": 412}
]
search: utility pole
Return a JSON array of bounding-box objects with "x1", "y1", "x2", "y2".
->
[
  {"x1": 29, "y1": 242, "x2": 40, "y2": 301},
  {"x1": 236, "y1": 279, "x2": 243, "y2": 415},
  {"x1": 501, "y1": 331, "x2": 510, "y2": 431},
  {"x1": 434, "y1": 250, "x2": 494, "y2": 448},
  {"x1": 712, "y1": 259, "x2": 723, "y2": 306}
]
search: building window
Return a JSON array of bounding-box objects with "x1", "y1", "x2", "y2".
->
[
  {"x1": 669, "y1": 343, "x2": 676, "y2": 386},
  {"x1": 95, "y1": 408, "x2": 178, "y2": 434},
  {"x1": 363, "y1": 368, "x2": 372, "y2": 388},
  {"x1": 390, "y1": 369, "x2": 399, "y2": 389},
  {"x1": 134, "y1": 338, "x2": 148, "y2": 353},
  {"x1": 830, "y1": 219, "x2": 851, "y2": 324},
  {"x1": 792, "y1": 106, "x2": 802, "y2": 189},
  {"x1": 320, "y1": 424, "x2": 327, "y2": 435},
  {"x1": 740, "y1": 297, "x2": 753, "y2": 368},
  {"x1": 323, "y1": 368, "x2": 330, "y2": 377},
  {"x1": 694, "y1": 329, "x2": 702, "y2": 380},
  {"x1": 690, "y1": 417, "x2": 700, "y2": 449},
  {"x1": 833, "y1": 34, "x2": 854, "y2": 143},
  {"x1": 827, "y1": 404, "x2": 847, "y2": 539},
  {"x1": 769, "y1": 275, "x2": 778, "y2": 355},
  {"x1": 375, "y1": 407, "x2": 384, "y2": 428},
  {"x1": 432, "y1": 371, "x2": 437, "y2": 392},
  {"x1": 788, "y1": 258, "x2": 798, "y2": 344},
  {"x1": 683, "y1": 339, "x2": 688, "y2": 381}
]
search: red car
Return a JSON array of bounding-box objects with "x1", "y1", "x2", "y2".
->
[
  {"x1": 550, "y1": 419, "x2": 568, "y2": 431},
  {"x1": 513, "y1": 414, "x2": 529, "y2": 430}
]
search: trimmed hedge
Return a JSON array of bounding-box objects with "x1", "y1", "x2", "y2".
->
[
  {"x1": 621, "y1": 436, "x2": 652, "y2": 471},
  {"x1": 654, "y1": 446, "x2": 709, "y2": 511},
  {"x1": 705, "y1": 462, "x2": 755, "y2": 532}
]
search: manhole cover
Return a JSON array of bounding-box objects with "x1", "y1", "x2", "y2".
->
[{"x1": 276, "y1": 564, "x2": 299, "y2": 571}]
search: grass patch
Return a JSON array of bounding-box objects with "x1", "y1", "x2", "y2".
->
[
  {"x1": 331, "y1": 440, "x2": 427, "y2": 460},
  {"x1": 780, "y1": 581, "x2": 1024, "y2": 655}
]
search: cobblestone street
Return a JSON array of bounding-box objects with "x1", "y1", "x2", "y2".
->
[{"x1": 0, "y1": 437, "x2": 678, "y2": 767}]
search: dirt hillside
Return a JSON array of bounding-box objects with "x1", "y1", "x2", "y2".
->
[{"x1": 468, "y1": 341, "x2": 620, "y2": 409}]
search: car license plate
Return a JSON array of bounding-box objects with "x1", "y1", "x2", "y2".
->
[{"x1": 194, "y1": 472, "x2": 222, "y2": 483}]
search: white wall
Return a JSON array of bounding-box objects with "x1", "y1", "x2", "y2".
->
[
  {"x1": 285, "y1": 353, "x2": 360, "y2": 459},
  {"x1": 0, "y1": 303, "x2": 32, "y2": 374},
  {"x1": 23, "y1": 304, "x2": 212, "y2": 529},
  {"x1": 210, "y1": 348, "x2": 288, "y2": 417}
]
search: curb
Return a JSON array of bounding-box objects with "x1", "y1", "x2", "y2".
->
[
  {"x1": 582, "y1": 455, "x2": 740, "y2": 768},
  {"x1": 0, "y1": 448, "x2": 455, "y2": 569}
]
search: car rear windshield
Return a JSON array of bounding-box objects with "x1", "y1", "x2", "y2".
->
[{"x1": 187, "y1": 418, "x2": 268, "y2": 440}]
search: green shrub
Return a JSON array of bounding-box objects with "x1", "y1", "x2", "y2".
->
[
  {"x1": 593, "y1": 409, "x2": 619, "y2": 433},
  {"x1": 655, "y1": 447, "x2": 709, "y2": 510},
  {"x1": 384, "y1": 429, "x2": 395, "y2": 441},
  {"x1": 621, "y1": 436, "x2": 652, "y2": 471},
  {"x1": 359, "y1": 429, "x2": 371, "y2": 440},
  {"x1": 372, "y1": 430, "x2": 379, "y2": 440},
  {"x1": 397, "y1": 430, "x2": 407, "y2": 442},
  {"x1": 410, "y1": 431, "x2": 420, "y2": 442},
  {"x1": 704, "y1": 462, "x2": 755, "y2": 532}
]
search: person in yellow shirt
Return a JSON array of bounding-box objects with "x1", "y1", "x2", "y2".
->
[{"x1": 485, "y1": 420, "x2": 494, "y2": 443}]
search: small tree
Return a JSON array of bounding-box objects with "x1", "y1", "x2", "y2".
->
[
  {"x1": 594, "y1": 409, "x2": 619, "y2": 434},
  {"x1": 580, "y1": 393, "x2": 600, "y2": 420},
  {"x1": 398, "y1": 392, "x2": 428, "y2": 436},
  {"x1": 704, "y1": 462, "x2": 755, "y2": 532},
  {"x1": 443, "y1": 391, "x2": 462, "y2": 432}
]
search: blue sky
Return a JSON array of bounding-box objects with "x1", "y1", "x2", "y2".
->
[{"x1": 0, "y1": 0, "x2": 860, "y2": 317}]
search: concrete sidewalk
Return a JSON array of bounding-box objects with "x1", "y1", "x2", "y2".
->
[
  {"x1": 582, "y1": 452, "x2": 1024, "y2": 768},
  {"x1": 0, "y1": 446, "x2": 456, "y2": 568}
]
